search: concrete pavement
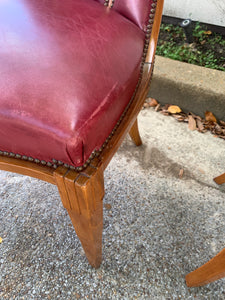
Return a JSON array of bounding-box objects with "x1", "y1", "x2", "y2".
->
[{"x1": 1, "y1": 108, "x2": 225, "y2": 299}]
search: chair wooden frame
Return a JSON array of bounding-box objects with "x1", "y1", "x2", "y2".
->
[
  {"x1": 0, "y1": 0, "x2": 164, "y2": 268},
  {"x1": 2, "y1": 1, "x2": 225, "y2": 287},
  {"x1": 185, "y1": 173, "x2": 225, "y2": 287}
]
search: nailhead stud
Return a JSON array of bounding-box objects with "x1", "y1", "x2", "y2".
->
[{"x1": 0, "y1": 2, "x2": 157, "y2": 174}]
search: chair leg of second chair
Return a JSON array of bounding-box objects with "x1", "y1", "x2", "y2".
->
[
  {"x1": 186, "y1": 248, "x2": 225, "y2": 287},
  {"x1": 214, "y1": 173, "x2": 225, "y2": 185},
  {"x1": 54, "y1": 164, "x2": 104, "y2": 268}
]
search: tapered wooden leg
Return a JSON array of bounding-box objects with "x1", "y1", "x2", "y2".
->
[
  {"x1": 54, "y1": 162, "x2": 104, "y2": 268},
  {"x1": 186, "y1": 248, "x2": 225, "y2": 287},
  {"x1": 129, "y1": 118, "x2": 142, "y2": 146},
  {"x1": 214, "y1": 173, "x2": 225, "y2": 185}
]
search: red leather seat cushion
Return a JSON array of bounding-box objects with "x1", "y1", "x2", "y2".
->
[{"x1": 0, "y1": 0, "x2": 145, "y2": 168}]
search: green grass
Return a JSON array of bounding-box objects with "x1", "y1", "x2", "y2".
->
[{"x1": 156, "y1": 23, "x2": 225, "y2": 71}]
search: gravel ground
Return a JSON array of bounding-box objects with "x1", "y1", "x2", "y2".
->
[{"x1": 0, "y1": 109, "x2": 225, "y2": 299}]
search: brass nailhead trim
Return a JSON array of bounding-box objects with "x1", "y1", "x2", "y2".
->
[
  {"x1": 0, "y1": 1, "x2": 157, "y2": 173},
  {"x1": 110, "y1": 0, "x2": 115, "y2": 8}
]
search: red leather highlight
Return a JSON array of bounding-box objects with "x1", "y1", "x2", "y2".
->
[
  {"x1": 112, "y1": 0, "x2": 153, "y2": 31},
  {"x1": 0, "y1": 0, "x2": 145, "y2": 167}
]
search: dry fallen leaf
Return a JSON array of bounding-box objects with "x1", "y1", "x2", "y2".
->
[
  {"x1": 196, "y1": 119, "x2": 204, "y2": 132},
  {"x1": 205, "y1": 111, "x2": 217, "y2": 123},
  {"x1": 0, "y1": 237, "x2": 2, "y2": 243},
  {"x1": 204, "y1": 30, "x2": 212, "y2": 35},
  {"x1": 155, "y1": 104, "x2": 161, "y2": 112},
  {"x1": 188, "y1": 115, "x2": 196, "y2": 131},
  {"x1": 148, "y1": 98, "x2": 159, "y2": 107},
  {"x1": 154, "y1": 101, "x2": 225, "y2": 141},
  {"x1": 173, "y1": 115, "x2": 185, "y2": 122},
  {"x1": 168, "y1": 105, "x2": 182, "y2": 114},
  {"x1": 160, "y1": 111, "x2": 170, "y2": 116},
  {"x1": 143, "y1": 102, "x2": 150, "y2": 108},
  {"x1": 179, "y1": 169, "x2": 184, "y2": 179},
  {"x1": 104, "y1": 203, "x2": 112, "y2": 210}
]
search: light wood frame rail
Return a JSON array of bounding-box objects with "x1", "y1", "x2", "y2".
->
[{"x1": 185, "y1": 173, "x2": 225, "y2": 287}]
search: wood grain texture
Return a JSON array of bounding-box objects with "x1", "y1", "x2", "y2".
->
[
  {"x1": 145, "y1": 0, "x2": 164, "y2": 65},
  {"x1": 55, "y1": 165, "x2": 104, "y2": 268},
  {"x1": 129, "y1": 118, "x2": 142, "y2": 146},
  {"x1": 0, "y1": 0, "x2": 164, "y2": 268},
  {"x1": 214, "y1": 172, "x2": 225, "y2": 185},
  {"x1": 0, "y1": 156, "x2": 55, "y2": 184},
  {"x1": 186, "y1": 248, "x2": 225, "y2": 287}
]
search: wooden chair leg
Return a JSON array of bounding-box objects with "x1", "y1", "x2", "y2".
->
[
  {"x1": 214, "y1": 173, "x2": 225, "y2": 185},
  {"x1": 186, "y1": 248, "x2": 225, "y2": 287},
  {"x1": 129, "y1": 118, "x2": 142, "y2": 146},
  {"x1": 54, "y1": 163, "x2": 104, "y2": 268}
]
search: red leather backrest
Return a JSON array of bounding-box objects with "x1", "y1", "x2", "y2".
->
[
  {"x1": 95, "y1": 0, "x2": 156, "y2": 32},
  {"x1": 95, "y1": 0, "x2": 105, "y2": 4}
]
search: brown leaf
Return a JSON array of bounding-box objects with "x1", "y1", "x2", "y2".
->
[
  {"x1": 143, "y1": 102, "x2": 150, "y2": 108},
  {"x1": 196, "y1": 119, "x2": 204, "y2": 132},
  {"x1": 163, "y1": 104, "x2": 171, "y2": 110},
  {"x1": 220, "y1": 120, "x2": 225, "y2": 127},
  {"x1": 146, "y1": 97, "x2": 159, "y2": 107},
  {"x1": 155, "y1": 104, "x2": 161, "y2": 112},
  {"x1": 188, "y1": 115, "x2": 196, "y2": 131},
  {"x1": 198, "y1": 168, "x2": 205, "y2": 174},
  {"x1": 190, "y1": 113, "x2": 202, "y2": 121},
  {"x1": 160, "y1": 111, "x2": 169, "y2": 116},
  {"x1": 204, "y1": 30, "x2": 212, "y2": 35},
  {"x1": 214, "y1": 124, "x2": 223, "y2": 134},
  {"x1": 205, "y1": 111, "x2": 217, "y2": 123},
  {"x1": 179, "y1": 169, "x2": 184, "y2": 179},
  {"x1": 104, "y1": 203, "x2": 112, "y2": 210},
  {"x1": 173, "y1": 115, "x2": 185, "y2": 122},
  {"x1": 168, "y1": 105, "x2": 182, "y2": 114}
]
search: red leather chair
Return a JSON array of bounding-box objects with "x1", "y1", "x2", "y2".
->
[{"x1": 0, "y1": 0, "x2": 163, "y2": 268}]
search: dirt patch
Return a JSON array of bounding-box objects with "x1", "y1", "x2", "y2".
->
[{"x1": 156, "y1": 22, "x2": 225, "y2": 71}]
